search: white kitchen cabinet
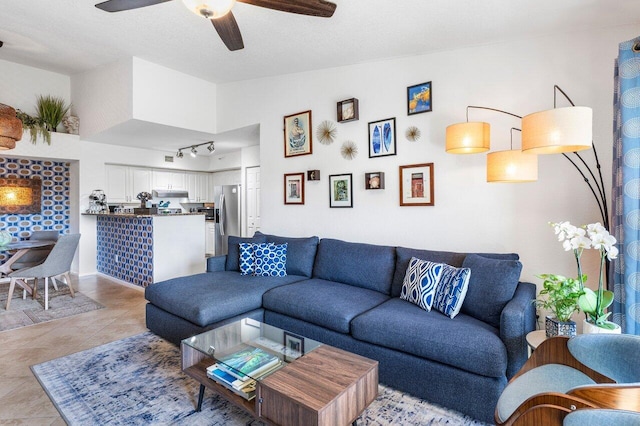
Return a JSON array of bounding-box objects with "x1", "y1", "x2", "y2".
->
[
  {"x1": 186, "y1": 172, "x2": 211, "y2": 202},
  {"x1": 105, "y1": 165, "x2": 151, "y2": 203},
  {"x1": 205, "y1": 221, "x2": 216, "y2": 255},
  {"x1": 152, "y1": 170, "x2": 185, "y2": 190}
]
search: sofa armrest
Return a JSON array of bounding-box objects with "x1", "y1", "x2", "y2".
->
[
  {"x1": 207, "y1": 255, "x2": 227, "y2": 272},
  {"x1": 500, "y1": 281, "x2": 536, "y2": 379}
]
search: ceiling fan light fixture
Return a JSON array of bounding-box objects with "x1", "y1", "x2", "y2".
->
[{"x1": 182, "y1": 0, "x2": 236, "y2": 19}]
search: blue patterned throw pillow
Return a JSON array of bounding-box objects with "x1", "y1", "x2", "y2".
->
[
  {"x1": 239, "y1": 243, "x2": 256, "y2": 275},
  {"x1": 400, "y1": 257, "x2": 444, "y2": 311},
  {"x1": 254, "y1": 243, "x2": 288, "y2": 277},
  {"x1": 433, "y1": 263, "x2": 471, "y2": 318}
]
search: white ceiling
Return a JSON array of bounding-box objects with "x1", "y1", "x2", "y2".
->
[{"x1": 2, "y1": 0, "x2": 640, "y2": 155}]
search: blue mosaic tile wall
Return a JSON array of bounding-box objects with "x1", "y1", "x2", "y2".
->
[
  {"x1": 0, "y1": 157, "x2": 70, "y2": 264},
  {"x1": 96, "y1": 215, "x2": 154, "y2": 287}
]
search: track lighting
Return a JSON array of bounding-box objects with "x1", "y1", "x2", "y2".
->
[{"x1": 175, "y1": 141, "x2": 216, "y2": 159}]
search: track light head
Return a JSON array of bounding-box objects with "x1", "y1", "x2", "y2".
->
[
  {"x1": 207, "y1": 142, "x2": 215, "y2": 152},
  {"x1": 190, "y1": 146, "x2": 198, "y2": 157},
  {"x1": 176, "y1": 150, "x2": 184, "y2": 158}
]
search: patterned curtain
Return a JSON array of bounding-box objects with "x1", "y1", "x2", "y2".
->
[{"x1": 612, "y1": 36, "x2": 640, "y2": 335}]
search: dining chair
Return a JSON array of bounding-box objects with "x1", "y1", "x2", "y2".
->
[
  {"x1": 10, "y1": 230, "x2": 59, "y2": 271},
  {"x1": 495, "y1": 334, "x2": 640, "y2": 426},
  {"x1": 5, "y1": 234, "x2": 81, "y2": 310}
]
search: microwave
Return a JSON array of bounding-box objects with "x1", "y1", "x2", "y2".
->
[{"x1": 197, "y1": 207, "x2": 215, "y2": 220}]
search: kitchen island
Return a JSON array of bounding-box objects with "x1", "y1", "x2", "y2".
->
[{"x1": 85, "y1": 212, "x2": 205, "y2": 287}]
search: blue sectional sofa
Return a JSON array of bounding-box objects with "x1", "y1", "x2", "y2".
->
[{"x1": 145, "y1": 232, "x2": 536, "y2": 422}]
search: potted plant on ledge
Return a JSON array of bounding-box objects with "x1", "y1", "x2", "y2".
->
[
  {"x1": 535, "y1": 274, "x2": 581, "y2": 337},
  {"x1": 551, "y1": 221, "x2": 621, "y2": 334}
]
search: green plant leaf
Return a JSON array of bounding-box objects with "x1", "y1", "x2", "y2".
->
[
  {"x1": 600, "y1": 290, "x2": 614, "y2": 310},
  {"x1": 578, "y1": 288, "x2": 597, "y2": 314}
]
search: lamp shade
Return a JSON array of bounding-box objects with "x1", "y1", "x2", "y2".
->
[
  {"x1": 445, "y1": 122, "x2": 490, "y2": 154},
  {"x1": 486, "y1": 150, "x2": 538, "y2": 183},
  {"x1": 522, "y1": 106, "x2": 592, "y2": 154}
]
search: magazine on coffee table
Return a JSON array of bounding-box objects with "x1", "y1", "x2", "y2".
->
[{"x1": 217, "y1": 344, "x2": 281, "y2": 381}]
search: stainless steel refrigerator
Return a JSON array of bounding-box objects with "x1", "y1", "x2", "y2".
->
[{"x1": 214, "y1": 184, "x2": 241, "y2": 255}]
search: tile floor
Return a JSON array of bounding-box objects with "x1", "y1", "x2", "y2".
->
[{"x1": 0, "y1": 274, "x2": 148, "y2": 425}]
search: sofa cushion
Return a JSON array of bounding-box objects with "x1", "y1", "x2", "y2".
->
[
  {"x1": 145, "y1": 271, "x2": 306, "y2": 327},
  {"x1": 392, "y1": 247, "x2": 520, "y2": 297},
  {"x1": 254, "y1": 232, "x2": 319, "y2": 277},
  {"x1": 433, "y1": 263, "x2": 471, "y2": 318},
  {"x1": 313, "y1": 238, "x2": 396, "y2": 294},
  {"x1": 400, "y1": 258, "x2": 443, "y2": 311},
  {"x1": 351, "y1": 298, "x2": 508, "y2": 377},
  {"x1": 254, "y1": 243, "x2": 287, "y2": 277},
  {"x1": 226, "y1": 235, "x2": 267, "y2": 272},
  {"x1": 461, "y1": 254, "x2": 523, "y2": 328},
  {"x1": 239, "y1": 243, "x2": 256, "y2": 275},
  {"x1": 263, "y1": 278, "x2": 390, "y2": 334}
]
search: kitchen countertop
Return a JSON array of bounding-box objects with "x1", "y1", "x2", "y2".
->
[{"x1": 82, "y1": 212, "x2": 206, "y2": 218}]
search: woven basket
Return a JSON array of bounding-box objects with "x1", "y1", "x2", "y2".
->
[{"x1": 0, "y1": 103, "x2": 23, "y2": 149}]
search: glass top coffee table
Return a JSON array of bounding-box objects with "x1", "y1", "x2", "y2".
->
[{"x1": 181, "y1": 318, "x2": 379, "y2": 426}]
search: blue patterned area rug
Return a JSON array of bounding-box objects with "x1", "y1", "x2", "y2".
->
[{"x1": 31, "y1": 332, "x2": 488, "y2": 425}]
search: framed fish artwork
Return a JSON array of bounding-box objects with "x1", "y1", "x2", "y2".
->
[
  {"x1": 284, "y1": 110, "x2": 313, "y2": 158},
  {"x1": 368, "y1": 117, "x2": 396, "y2": 158},
  {"x1": 407, "y1": 81, "x2": 432, "y2": 115},
  {"x1": 399, "y1": 163, "x2": 434, "y2": 206}
]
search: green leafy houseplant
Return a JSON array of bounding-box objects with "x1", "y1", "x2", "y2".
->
[
  {"x1": 15, "y1": 109, "x2": 51, "y2": 144},
  {"x1": 35, "y1": 95, "x2": 71, "y2": 132},
  {"x1": 551, "y1": 221, "x2": 619, "y2": 330},
  {"x1": 535, "y1": 274, "x2": 582, "y2": 322}
]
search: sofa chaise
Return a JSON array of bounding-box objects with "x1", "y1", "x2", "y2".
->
[{"x1": 145, "y1": 232, "x2": 536, "y2": 422}]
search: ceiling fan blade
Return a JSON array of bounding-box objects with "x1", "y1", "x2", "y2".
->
[
  {"x1": 211, "y1": 12, "x2": 245, "y2": 51},
  {"x1": 95, "y1": 0, "x2": 172, "y2": 12},
  {"x1": 238, "y1": 0, "x2": 336, "y2": 17}
]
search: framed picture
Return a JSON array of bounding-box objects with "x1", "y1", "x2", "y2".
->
[
  {"x1": 284, "y1": 110, "x2": 313, "y2": 158},
  {"x1": 399, "y1": 163, "x2": 434, "y2": 206},
  {"x1": 284, "y1": 172, "x2": 305, "y2": 205},
  {"x1": 365, "y1": 172, "x2": 385, "y2": 190},
  {"x1": 329, "y1": 173, "x2": 353, "y2": 208},
  {"x1": 283, "y1": 331, "x2": 305, "y2": 362},
  {"x1": 368, "y1": 117, "x2": 396, "y2": 158},
  {"x1": 407, "y1": 81, "x2": 432, "y2": 115},
  {"x1": 337, "y1": 98, "x2": 359, "y2": 122},
  {"x1": 307, "y1": 170, "x2": 320, "y2": 181}
]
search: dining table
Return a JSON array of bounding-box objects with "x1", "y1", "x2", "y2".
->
[{"x1": 0, "y1": 240, "x2": 57, "y2": 295}]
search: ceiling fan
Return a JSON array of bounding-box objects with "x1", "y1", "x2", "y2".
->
[{"x1": 95, "y1": 0, "x2": 337, "y2": 51}]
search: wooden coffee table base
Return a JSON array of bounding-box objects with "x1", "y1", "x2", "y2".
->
[{"x1": 182, "y1": 343, "x2": 378, "y2": 426}]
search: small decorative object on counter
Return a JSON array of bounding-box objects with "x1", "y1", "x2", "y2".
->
[
  {"x1": 87, "y1": 189, "x2": 108, "y2": 214},
  {"x1": 136, "y1": 192, "x2": 153, "y2": 207}
]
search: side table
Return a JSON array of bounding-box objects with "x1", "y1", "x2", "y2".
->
[{"x1": 525, "y1": 330, "x2": 547, "y2": 357}]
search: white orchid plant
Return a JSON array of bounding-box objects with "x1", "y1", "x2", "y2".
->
[{"x1": 551, "y1": 221, "x2": 619, "y2": 329}]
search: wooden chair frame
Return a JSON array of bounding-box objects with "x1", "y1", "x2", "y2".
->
[{"x1": 495, "y1": 336, "x2": 640, "y2": 426}]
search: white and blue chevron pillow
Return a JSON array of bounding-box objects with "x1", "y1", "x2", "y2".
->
[
  {"x1": 433, "y1": 263, "x2": 471, "y2": 318},
  {"x1": 400, "y1": 257, "x2": 444, "y2": 311},
  {"x1": 254, "y1": 243, "x2": 288, "y2": 277}
]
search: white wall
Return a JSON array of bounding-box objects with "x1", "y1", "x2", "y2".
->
[
  {"x1": 132, "y1": 57, "x2": 216, "y2": 133},
  {"x1": 0, "y1": 59, "x2": 70, "y2": 115},
  {"x1": 216, "y1": 25, "x2": 639, "y2": 287}
]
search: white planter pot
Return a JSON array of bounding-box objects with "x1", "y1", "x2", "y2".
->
[{"x1": 582, "y1": 319, "x2": 622, "y2": 334}]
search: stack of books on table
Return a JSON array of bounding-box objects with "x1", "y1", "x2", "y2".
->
[{"x1": 206, "y1": 345, "x2": 282, "y2": 401}]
